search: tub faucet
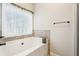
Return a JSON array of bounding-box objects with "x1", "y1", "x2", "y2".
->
[{"x1": 0, "y1": 43, "x2": 6, "y2": 46}]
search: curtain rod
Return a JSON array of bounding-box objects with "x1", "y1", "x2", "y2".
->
[{"x1": 11, "y1": 3, "x2": 34, "y2": 14}]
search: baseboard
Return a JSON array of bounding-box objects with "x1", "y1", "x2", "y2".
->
[{"x1": 50, "y1": 52, "x2": 60, "y2": 56}]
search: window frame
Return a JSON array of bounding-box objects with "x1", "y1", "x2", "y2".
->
[{"x1": 2, "y1": 3, "x2": 34, "y2": 38}]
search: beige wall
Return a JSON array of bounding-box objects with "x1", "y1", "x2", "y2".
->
[
  {"x1": 34, "y1": 3, "x2": 77, "y2": 56},
  {"x1": 15, "y1": 3, "x2": 34, "y2": 12}
]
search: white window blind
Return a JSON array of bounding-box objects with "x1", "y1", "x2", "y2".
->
[{"x1": 2, "y1": 4, "x2": 33, "y2": 37}]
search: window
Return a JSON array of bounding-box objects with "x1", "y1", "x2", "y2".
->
[{"x1": 2, "y1": 4, "x2": 33, "y2": 37}]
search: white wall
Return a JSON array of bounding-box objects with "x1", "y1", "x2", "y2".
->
[
  {"x1": 15, "y1": 3, "x2": 34, "y2": 12},
  {"x1": 34, "y1": 3, "x2": 77, "y2": 56},
  {"x1": 0, "y1": 4, "x2": 2, "y2": 36}
]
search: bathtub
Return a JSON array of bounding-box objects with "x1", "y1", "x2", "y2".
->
[{"x1": 0, "y1": 37, "x2": 48, "y2": 56}]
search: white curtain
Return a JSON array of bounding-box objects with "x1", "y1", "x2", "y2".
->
[{"x1": 2, "y1": 3, "x2": 32, "y2": 37}]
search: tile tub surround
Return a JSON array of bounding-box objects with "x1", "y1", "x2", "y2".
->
[
  {"x1": 0, "y1": 34, "x2": 33, "y2": 43},
  {"x1": 34, "y1": 30, "x2": 50, "y2": 39},
  {"x1": 33, "y1": 30, "x2": 50, "y2": 55}
]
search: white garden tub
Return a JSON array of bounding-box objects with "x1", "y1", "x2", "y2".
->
[{"x1": 0, "y1": 37, "x2": 48, "y2": 56}]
